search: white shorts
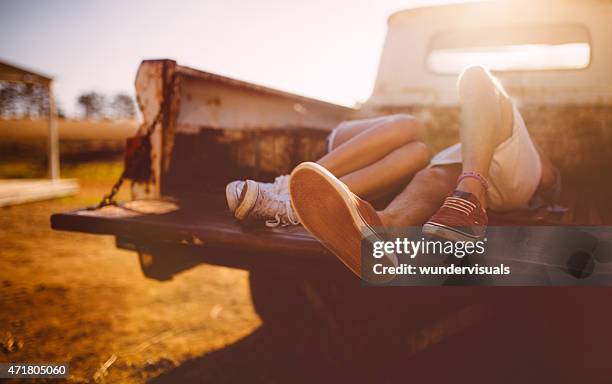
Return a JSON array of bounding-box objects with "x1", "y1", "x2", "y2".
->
[{"x1": 429, "y1": 104, "x2": 542, "y2": 212}]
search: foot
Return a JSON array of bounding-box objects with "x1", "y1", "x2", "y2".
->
[
  {"x1": 422, "y1": 190, "x2": 488, "y2": 241},
  {"x1": 234, "y1": 180, "x2": 300, "y2": 227},
  {"x1": 456, "y1": 177, "x2": 487, "y2": 208},
  {"x1": 225, "y1": 175, "x2": 289, "y2": 213},
  {"x1": 289, "y1": 162, "x2": 397, "y2": 279},
  {"x1": 225, "y1": 180, "x2": 245, "y2": 213},
  {"x1": 269, "y1": 174, "x2": 290, "y2": 195}
]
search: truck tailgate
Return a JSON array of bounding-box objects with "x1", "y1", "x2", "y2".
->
[{"x1": 51, "y1": 198, "x2": 328, "y2": 258}]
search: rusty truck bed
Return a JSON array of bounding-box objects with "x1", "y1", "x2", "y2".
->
[
  {"x1": 51, "y1": 178, "x2": 612, "y2": 261},
  {"x1": 51, "y1": 195, "x2": 328, "y2": 259}
]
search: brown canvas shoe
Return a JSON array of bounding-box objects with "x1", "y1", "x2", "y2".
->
[
  {"x1": 422, "y1": 190, "x2": 488, "y2": 242},
  {"x1": 289, "y1": 162, "x2": 397, "y2": 279}
]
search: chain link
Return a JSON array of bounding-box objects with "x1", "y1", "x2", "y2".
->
[{"x1": 93, "y1": 105, "x2": 165, "y2": 210}]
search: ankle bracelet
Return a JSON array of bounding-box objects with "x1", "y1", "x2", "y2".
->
[{"x1": 458, "y1": 172, "x2": 489, "y2": 191}]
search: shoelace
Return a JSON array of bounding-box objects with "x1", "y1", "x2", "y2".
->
[
  {"x1": 234, "y1": 175, "x2": 287, "y2": 198},
  {"x1": 248, "y1": 188, "x2": 300, "y2": 227},
  {"x1": 265, "y1": 199, "x2": 300, "y2": 228},
  {"x1": 441, "y1": 196, "x2": 476, "y2": 216}
]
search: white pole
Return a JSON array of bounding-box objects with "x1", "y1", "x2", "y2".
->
[{"x1": 47, "y1": 82, "x2": 59, "y2": 179}]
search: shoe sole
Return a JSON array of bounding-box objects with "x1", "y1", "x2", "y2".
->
[
  {"x1": 234, "y1": 180, "x2": 259, "y2": 220},
  {"x1": 422, "y1": 222, "x2": 484, "y2": 242},
  {"x1": 290, "y1": 162, "x2": 397, "y2": 280},
  {"x1": 225, "y1": 181, "x2": 242, "y2": 213}
]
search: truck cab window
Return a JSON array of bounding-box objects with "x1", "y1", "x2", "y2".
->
[{"x1": 426, "y1": 24, "x2": 591, "y2": 74}]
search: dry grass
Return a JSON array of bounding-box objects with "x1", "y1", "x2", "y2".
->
[{"x1": 0, "y1": 160, "x2": 261, "y2": 383}]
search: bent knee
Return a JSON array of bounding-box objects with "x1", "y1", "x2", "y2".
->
[
  {"x1": 395, "y1": 141, "x2": 431, "y2": 167},
  {"x1": 377, "y1": 114, "x2": 424, "y2": 144},
  {"x1": 457, "y1": 65, "x2": 494, "y2": 97}
]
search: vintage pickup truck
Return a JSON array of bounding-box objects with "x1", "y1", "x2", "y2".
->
[{"x1": 52, "y1": 1, "x2": 612, "y2": 381}]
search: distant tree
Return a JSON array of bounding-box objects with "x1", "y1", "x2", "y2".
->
[
  {"x1": 26, "y1": 83, "x2": 49, "y2": 117},
  {"x1": 0, "y1": 81, "x2": 50, "y2": 118},
  {"x1": 77, "y1": 91, "x2": 107, "y2": 119},
  {"x1": 0, "y1": 82, "x2": 19, "y2": 116},
  {"x1": 110, "y1": 93, "x2": 136, "y2": 119}
]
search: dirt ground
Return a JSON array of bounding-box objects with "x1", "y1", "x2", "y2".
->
[{"x1": 0, "y1": 160, "x2": 261, "y2": 383}]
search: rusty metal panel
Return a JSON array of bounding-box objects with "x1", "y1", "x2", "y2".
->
[
  {"x1": 133, "y1": 60, "x2": 351, "y2": 200},
  {"x1": 161, "y1": 128, "x2": 328, "y2": 199},
  {"x1": 132, "y1": 59, "x2": 177, "y2": 200},
  {"x1": 174, "y1": 71, "x2": 352, "y2": 133}
]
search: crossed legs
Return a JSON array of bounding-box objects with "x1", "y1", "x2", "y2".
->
[
  {"x1": 228, "y1": 114, "x2": 431, "y2": 226},
  {"x1": 289, "y1": 66, "x2": 557, "y2": 277},
  {"x1": 317, "y1": 114, "x2": 431, "y2": 200},
  {"x1": 301, "y1": 65, "x2": 512, "y2": 228}
]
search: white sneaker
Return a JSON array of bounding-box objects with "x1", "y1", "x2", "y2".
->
[
  {"x1": 234, "y1": 180, "x2": 300, "y2": 227},
  {"x1": 269, "y1": 174, "x2": 290, "y2": 195},
  {"x1": 225, "y1": 180, "x2": 246, "y2": 213},
  {"x1": 225, "y1": 175, "x2": 289, "y2": 213}
]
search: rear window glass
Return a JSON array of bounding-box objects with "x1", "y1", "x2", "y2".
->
[{"x1": 426, "y1": 24, "x2": 591, "y2": 74}]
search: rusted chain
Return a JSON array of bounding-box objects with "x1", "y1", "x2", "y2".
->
[{"x1": 92, "y1": 106, "x2": 164, "y2": 210}]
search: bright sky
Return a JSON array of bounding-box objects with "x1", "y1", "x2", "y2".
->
[{"x1": 0, "y1": 0, "x2": 463, "y2": 117}]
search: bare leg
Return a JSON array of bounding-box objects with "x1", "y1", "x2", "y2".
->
[
  {"x1": 317, "y1": 114, "x2": 424, "y2": 178},
  {"x1": 327, "y1": 115, "x2": 397, "y2": 149},
  {"x1": 340, "y1": 141, "x2": 431, "y2": 199},
  {"x1": 379, "y1": 165, "x2": 461, "y2": 227},
  {"x1": 456, "y1": 66, "x2": 514, "y2": 207}
]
